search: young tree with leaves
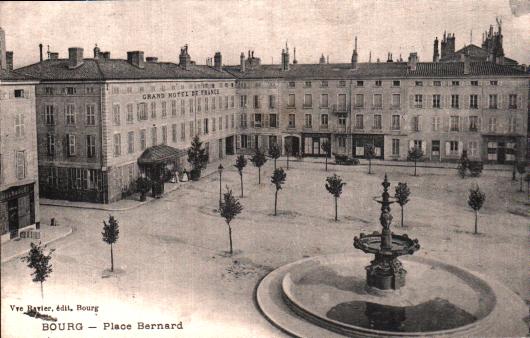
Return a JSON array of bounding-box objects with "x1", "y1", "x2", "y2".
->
[
  {"x1": 407, "y1": 146, "x2": 424, "y2": 176},
  {"x1": 325, "y1": 174, "x2": 346, "y2": 221},
  {"x1": 516, "y1": 161, "x2": 526, "y2": 192},
  {"x1": 102, "y1": 215, "x2": 119, "y2": 272},
  {"x1": 394, "y1": 182, "x2": 411, "y2": 227},
  {"x1": 457, "y1": 151, "x2": 470, "y2": 178},
  {"x1": 250, "y1": 148, "x2": 267, "y2": 184},
  {"x1": 468, "y1": 185, "x2": 486, "y2": 234},
  {"x1": 234, "y1": 155, "x2": 247, "y2": 197},
  {"x1": 268, "y1": 144, "x2": 281, "y2": 170},
  {"x1": 271, "y1": 168, "x2": 287, "y2": 216},
  {"x1": 21, "y1": 242, "x2": 55, "y2": 299},
  {"x1": 365, "y1": 144, "x2": 375, "y2": 174},
  {"x1": 321, "y1": 140, "x2": 331, "y2": 171},
  {"x1": 219, "y1": 187, "x2": 243, "y2": 255},
  {"x1": 187, "y1": 135, "x2": 209, "y2": 180}
]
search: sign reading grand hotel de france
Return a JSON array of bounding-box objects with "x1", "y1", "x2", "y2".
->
[{"x1": 142, "y1": 89, "x2": 221, "y2": 100}]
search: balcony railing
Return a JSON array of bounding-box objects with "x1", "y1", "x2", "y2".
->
[
  {"x1": 333, "y1": 125, "x2": 351, "y2": 134},
  {"x1": 331, "y1": 104, "x2": 350, "y2": 114}
]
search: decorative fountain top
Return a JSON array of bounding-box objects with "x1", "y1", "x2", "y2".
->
[{"x1": 354, "y1": 174, "x2": 420, "y2": 290}]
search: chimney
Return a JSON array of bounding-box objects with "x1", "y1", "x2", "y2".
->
[
  {"x1": 127, "y1": 51, "x2": 145, "y2": 68},
  {"x1": 351, "y1": 36, "x2": 358, "y2": 69},
  {"x1": 433, "y1": 37, "x2": 439, "y2": 62},
  {"x1": 319, "y1": 53, "x2": 326, "y2": 64},
  {"x1": 463, "y1": 52, "x2": 470, "y2": 75},
  {"x1": 39, "y1": 44, "x2": 43, "y2": 62},
  {"x1": 281, "y1": 42, "x2": 290, "y2": 71},
  {"x1": 49, "y1": 52, "x2": 59, "y2": 60},
  {"x1": 101, "y1": 51, "x2": 110, "y2": 59},
  {"x1": 240, "y1": 52, "x2": 245, "y2": 72},
  {"x1": 407, "y1": 52, "x2": 418, "y2": 71},
  {"x1": 214, "y1": 52, "x2": 222, "y2": 71},
  {"x1": 93, "y1": 44, "x2": 100, "y2": 59},
  {"x1": 6, "y1": 51, "x2": 13, "y2": 71},
  {"x1": 293, "y1": 47, "x2": 298, "y2": 64},
  {"x1": 68, "y1": 47, "x2": 84, "y2": 69},
  {"x1": 146, "y1": 56, "x2": 158, "y2": 63},
  {"x1": 179, "y1": 44, "x2": 191, "y2": 70},
  {"x1": 387, "y1": 52, "x2": 393, "y2": 62}
]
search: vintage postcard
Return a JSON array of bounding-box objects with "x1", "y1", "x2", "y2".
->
[{"x1": 1, "y1": 1, "x2": 529, "y2": 337}]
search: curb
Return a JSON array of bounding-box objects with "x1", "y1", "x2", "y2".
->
[{"x1": 1, "y1": 226, "x2": 73, "y2": 264}]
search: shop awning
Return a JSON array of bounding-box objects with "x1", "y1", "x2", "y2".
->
[{"x1": 137, "y1": 145, "x2": 187, "y2": 165}]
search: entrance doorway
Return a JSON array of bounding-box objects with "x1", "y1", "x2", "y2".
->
[
  {"x1": 431, "y1": 140, "x2": 440, "y2": 161},
  {"x1": 285, "y1": 136, "x2": 300, "y2": 157},
  {"x1": 8, "y1": 199, "x2": 18, "y2": 239},
  {"x1": 218, "y1": 139, "x2": 223, "y2": 159},
  {"x1": 225, "y1": 136, "x2": 234, "y2": 155},
  {"x1": 497, "y1": 142, "x2": 506, "y2": 164}
]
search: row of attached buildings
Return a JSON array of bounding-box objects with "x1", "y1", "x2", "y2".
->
[{"x1": 1, "y1": 25, "x2": 528, "y2": 240}]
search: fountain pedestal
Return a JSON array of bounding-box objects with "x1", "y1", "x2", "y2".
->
[{"x1": 366, "y1": 252, "x2": 406, "y2": 290}]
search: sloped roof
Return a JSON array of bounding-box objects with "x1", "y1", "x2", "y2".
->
[
  {"x1": 137, "y1": 144, "x2": 187, "y2": 165},
  {"x1": 16, "y1": 59, "x2": 235, "y2": 81},
  {"x1": 409, "y1": 62, "x2": 526, "y2": 77},
  {"x1": 0, "y1": 69, "x2": 37, "y2": 81},
  {"x1": 441, "y1": 44, "x2": 518, "y2": 65}
]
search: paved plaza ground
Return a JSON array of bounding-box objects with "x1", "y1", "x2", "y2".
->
[{"x1": 1, "y1": 157, "x2": 528, "y2": 337}]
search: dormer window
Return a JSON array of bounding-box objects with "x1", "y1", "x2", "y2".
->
[{"x1": 14, "y1": 89, "x2": 25, "y2": 98}]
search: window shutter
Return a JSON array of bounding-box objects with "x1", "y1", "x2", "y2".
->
[
  {"x1": 458, "y1": 141, "x2": 463, "y2": 156},
  {"x1": 409, "y1": 95, "x2": 414, "y2": 108},
  {"x1": 478, "y1": 117, "x2": 482, "y2": 131},
  {"x1": 417, "y1": 116, "x2": 422, "y2": 131},
  {"x1": 421, "y1": 141, "x2": 426, "y2": 154},
  {"x1": 409, "y1": 116, "x2": 415, "y2": 131},
  {"x1": 443, "y1": 95, "x2": 448, "y2": 108},
  {"x1": 409, "y1": 140, "x2": 414, "y2": 150},
  {"x1": 518, "y1": 95, "x2": 522, "y2": 109},
  {"x1": 264, "y1": 114, "x2": 270, "y2": 128},
  {"x1": 459, "y1": 116, "x2": 464, "y2": 132},
  {"x1": 236, "y1": 135, "x2": 241, "y2": 150},
  {"x1": 463, "y1": 117, "x2": 469, "y2": 131},
  {"x1": 445, "y1": 142, "x2": 450, "y2": 156},
  {"x1": 443, "y1": 116, "x2": 449, "y2": 132},
  {"x1": 250, "y1": 114, "x2": 255, "y2": 128}
]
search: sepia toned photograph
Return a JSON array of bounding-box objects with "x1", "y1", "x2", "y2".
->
[{"x1": 1, "y1": 1, "x2": 529, "y2": 337}]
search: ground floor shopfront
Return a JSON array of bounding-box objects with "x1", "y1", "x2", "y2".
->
[{"x1": 1, "y1": 182, "x2": 38, "y2": 242}]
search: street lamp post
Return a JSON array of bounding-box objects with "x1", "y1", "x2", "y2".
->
[{"x1": 218, "y1": 164, "x2": 224, "y2": 209}]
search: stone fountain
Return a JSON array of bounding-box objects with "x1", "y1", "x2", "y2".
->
[{"x1": 256, "y1": 175, "x2": 527, "y2": 337}]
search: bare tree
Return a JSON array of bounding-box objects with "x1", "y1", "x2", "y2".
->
[
  {"x1": 219, "y1": 187, "x2": 243, "y2": 255},
  {"x1": 325, "y1": 174, "x2": 346, "y2": 221},
  {"x1": 468, "y1": 185, "x2": 486, "y2": 234},
  {"x1": 271, "y1": 168, "x2": 287, "y2": 216}
]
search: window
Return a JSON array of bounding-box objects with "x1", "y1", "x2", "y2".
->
[
  {"x1": 231, "y1": 114, "x2": 235, "y2": 129},
  {"x1": 304, "y1": 114, "x2": 312, "y2": 128},
  {"x1": 180, "y1": 123, "x2": 185, "y2": 141},
  {"x1": 433, "y1": 81, "x2": 441, "y2": 86},
  {"x1": 151, "y1": 127, "x2": 157, "y2": 145},
  {"x1": 180, "y1": 99, "x2": 185, "y2": 115},
  {"x1": 44, "y1": 104, "x2": 55, "y2": 125},
  {"x1": 488, "y1": 117, "x2": 496, "y2": 132},
  {"x1": 197, "y1": 98, "x2": 201, "y2": 113},
  {"x1": 304, "y1": 94, "x2": 312, "y2": 108},
  {"x1": 240, "y1": 113, "x2": 247, "y2": 128},
  {"x1": 231, "y1": 96, "x2": 235, "y2": 108},
  {"x1": 140, "y1": 129, "x2": 146, "y2": 150},
  {"x1": 469, "y1": 116, "x2": 479, "y2": 131},
  {"x1": 449, "y1": 141, "x2": 459, "y2": 155},
  {"x1": 66, "y1": 87, "x2": 76, "y2": 95},
  {"x1": 338, "y1": 94, "x2": 347, "y2": 110},
  {"x1": 392, "y1": 139, "x2": 400, "y2": 156},
  {"x1": 508, "y1": 117, "x2": 517, "y2": 133},
  {"x1": 137, "y1": 103, "x2": 147, "y2": 120},
  {"x1": 432, "y1": 94, "x2": 440, "y2": 108},
  {"x1": 14, "y1": 89, "x2": 25, "y2": 98},
  {"x1": 490, "y1": 80, "x2": 498, "y2": 86},
  {"x1": 113, "y1": 134, "x2": 121, "y2": 157},
  {"x1": 204, "y1": 98, "x2": 209, "y2": 112},
  {"x1": 357, "y1": 80, "x2": 364, "y2": 87},
  {"x1": 414, "y1": 94, "x2": 423, "y2": 108},
  {"x1": 392, "y1": 80, "x2": 400, "y2": 87},
  {"x1": 288, "y1": 94, "x2": 295, "y2": 108},
  {"x1": 288, "y1": 82, "x2": 295, "y2": 88},
  {"x1": 321, "y1": 94, "x2": 329, "y2": 107},
  {"x1": 338, "y1": 136, "x2": 346, "y2": 148},
  {"x1": 112, "y1": 87, "x2": 119, "y2": 94},
  {"x1": 269, "y1": 95, "x2": 276, "y2": 109},
  {"x1": 47, "y1": 134, "x2": 55, "y2": 156},
  {"x1": 373, "y1": 94, "x2": 382, "y2": 108},
  {"x1": 15, "y1": 113, "x2": 25, "y2": 137},
  {"x1": 469, "y1": 141, "x2": 478, "y2": 157},
  {"x1": 270, "y1": 114, "x2": 278, "y2": 128},
  {"x1": 161, "y1": 101, "x2": 167, "y2": 117},
  {"x1": 338, "y1": 115, "x2": 346, "y2": 126},
  {"x1": 451, "y1": 81, "x2": 460, "y2": 86},
  {"x1": 203, "y1": 119, "x2": 209, "y2": 134},
  {"x1": 253, "y1": 95, "x2": 260, "y2": 108},
  {"x1": 197, "y1": 119, "x2": 202, "y2": 135},
  {"x1": 432, "y1": 116, "x2": 440, "y2": 131},
  {"x1": 392, "y1": 94, "x2": 400, "y2": 108},
  {"x1": 112, "y1": 104, "x2": 120, "y2": 125},
  {"x1": 127, "y1": 104, "x2": 134, "y2": 122},
  {"x1": 150, "y1": 102, "x2": 156, "y2": 118},
  {"x1": 225, "y1": 115, "x2": 229, "y2": 129},
  {"x1": 451, "y1": 95, "x2": 459, "y2": 108},
  {"x1": 225, "y1": 96, "x2": 229, "y2": 109},
  {"x1": 469, "y1": 95, "x2": 478, "y2": 109},
  {"x1": 450, "y1": 116, "x2": 459, "y2": 131},
  {"x1": 415, "y1": 81, "x2": 423, "y2": 86},
  {"x1": 373, "y1": 114, "x2": 382, "y2": 129},
  {"x1": 321, "y1": 114, "x2": 328, "y2": 128},
  {"x1": 321, "y1": 80, "x2": 328, "y2": 87},
  {"x1": 127, "y1": 131, "x2": 134, "y2": 153},
  {"x1": 169, "y1": 124, "x2": 177, "y2": 142},
  {"x1": 67, "y1": 134, "x2": 76, "y2": 156},
  {"x1": 509, "y1": 94, "x2": 517, "y2": 109},
  {"x1": 391, "y1": 115, "x2": 400, "y2": 130},
  {"x1": 471, "y1": 80, "x2": 478, "y2": 86},
  {"x1": 87, "y1": 135, "x2": 96, "y2": 157},
  {"x1": 338, "y1": 80, "x2": 346, "y2": 87},
  {"x1": 212, "y1": 117, "x2": 216, "y2": 131},
  {"x1": 489, "y1": 94, "x2": 497, "y2": 109},
  {"x1": 241, "y1": 135, "x2": 248, "y2": 148},
  {"x1": 355, "y1": 114, "x2": 364, "y2": 129},
  {"x1": 45, "y1": 87, "x2": 54, "y2": 95},
  {"x1": 127, "y1": 87, "x2": 132, "y2": 93},
  {"x1": 189, "y1": 98, "x2": 194, "y2": 114},
  {"x1": 305, "y1": 81, "x2": 312, "y2": 88},
  {"x1": 15, "y1": 151, "x2": 25, "y2": 179},
  {"x1": 411, "y1": 116, "x2": 420, "y2": 131},
  {"x1": 48, "y1": 167, "x2": 58, "y2": 187},
  {"x1": 162, "y1": 126, "x2": 167, "y2": 144},
  {"x1": 288, "y1": 114, "x2": 296, "y2": 128},
  {"x1": 240, "y1": 95, "x2": 247, "y2": 108},
  {"x1": 355, "y1": 94, "x2": 364, "y2": 108}
]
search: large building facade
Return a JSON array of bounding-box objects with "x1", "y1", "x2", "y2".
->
[
  {"x1": 15, "y1": 23, "x2": 528, "y2": 204},
  {"x1": 1, "y1": 29, "x2": 40, "y2": 241}
]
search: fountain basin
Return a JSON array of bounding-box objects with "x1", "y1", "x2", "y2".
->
[{"x1": 256, "y1": 253, "x2": 527, "y2": 337}]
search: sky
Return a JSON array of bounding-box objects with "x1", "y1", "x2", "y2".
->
[{"x1": 1, "y1": 0, "x2": 529, "y2": 69}]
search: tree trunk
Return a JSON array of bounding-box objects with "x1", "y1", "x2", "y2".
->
[
  {"x1": 110, "y1": 243, "x2": 114, "y2": 272},
  {"x1": 287, "y1": 155, "x2": 289, "y2": 170},
  {"x1": 368, "y1": 160, "x2": 372, "y2": 174},
  {"x1": 414, "y1": 160, "x2": 417, "y2": 176},
  {"x1": 519, "y1": 176, "x2": 523, "y2": 192},
  {"x1": 401, "y1": 206, "x2": 404, "y2": 227},
  {"x1": 474, "y1": 211, "x2": 478, "y2": 234},
  {"x1": 274, "y1": 190, "x2": 278, "y2": 216},
  {"x1": 334, "y1": 197, "x2": 338, "y2": 221},
  {"x1": 274, "y1": 159, "x2": 277, "y2": 170},
  {"x1": 40, "y1": 281, "x2": 44, "y2": 300},
  {"x1": 258, "y1": 167, "x2": 261, "y2": 184},
  {"x1": 240, "y1": 173, "x2": 244, "y2": 197},
  {"x1": 325, "y1": 156, "x2": 328, "y2": 171},
  {"x1": 228, "y1": 224, "x2": 233, "y2": 255}
]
